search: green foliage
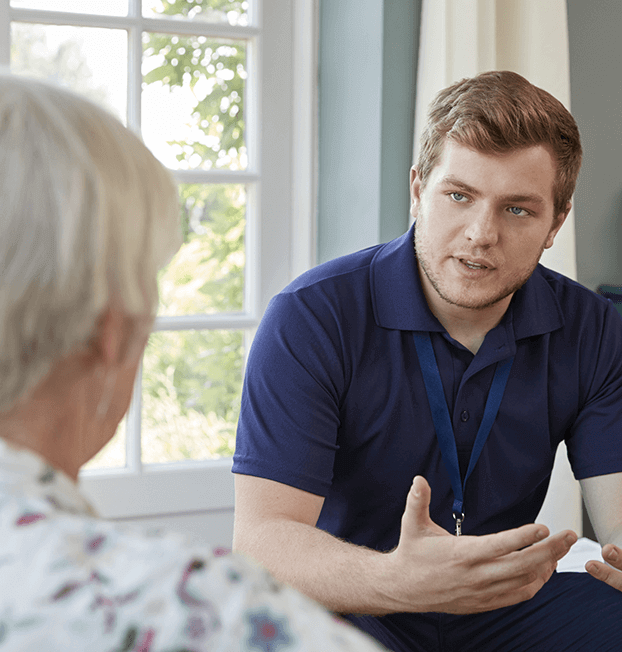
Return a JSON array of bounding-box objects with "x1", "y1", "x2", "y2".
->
[
  {"x1": 160, "y1": 184, "x2": 245, "y2": 314},
  {"x1": 138, "y1": 1, "x2": 250, "y2": 462},
  {"x1": 141, "y1": 186, "x2": 246, "y2": 461},
  {"x1": 142, "y1": 16, "x2": 246, "y2": 169},
  {"x1": 142, "y1": 329, "x2": 243, "y2": 460},
  {"x1": 18, "y1": 0, "x2": 251, "y2": 467},
  {"x1": 148, "y1": 0, "x2": 248, "y2": 22}
]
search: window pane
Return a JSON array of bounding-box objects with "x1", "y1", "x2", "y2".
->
[
  {"x1": 159, "y1": 184, "x2": 246, "y2": 316},
  {"x1": 11, "y1": 23, "x2": 127, "y2": 123},
  {"x1": 10, "y1": 0, "x2": 129, "y2": 15},
  {"x1": 143, "y1": 0, "x2": 249, "y2": 26},
  {"x1": 141, "y1": 329, "x2": 244, "y2": 463},
  {"x1": 82, "y1": 418, "x2": 127, "y2": 470},
  {"x1": 142, "y1": 33, "x2": 246, "y2": 170}
]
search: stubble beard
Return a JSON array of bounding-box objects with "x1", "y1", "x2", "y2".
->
[{"x1": 413, "y1": 221, "x2": 546, "y2": 312}]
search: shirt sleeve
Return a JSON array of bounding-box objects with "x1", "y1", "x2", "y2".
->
[
  {"x1": 566, "y1": 300, "x2": 622, "y2": 479},
  {"x1": 233, "y1": 287, "x2": 347, "y2": 496}
]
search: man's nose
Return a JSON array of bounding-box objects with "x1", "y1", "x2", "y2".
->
[{"x1": 464, "y1": 207, "x2": 499, "y2": 247}]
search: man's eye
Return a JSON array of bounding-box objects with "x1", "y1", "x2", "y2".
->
[
  {"x1": 508, "y1": 206, "x2": 529, "y2": 216},
  {"x1": 450, "y1": 192, "x2": 467, "y2": 202}
]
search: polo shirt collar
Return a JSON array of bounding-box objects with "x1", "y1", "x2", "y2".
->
[{"x1": 369, "y1": 224, "x2": 565, "y2": 340}]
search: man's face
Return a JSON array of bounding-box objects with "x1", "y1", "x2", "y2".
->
[{"x1": 411, "y1": 140, "x2": 569, "y2": 318}]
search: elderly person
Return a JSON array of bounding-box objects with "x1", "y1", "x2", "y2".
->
[{"x1": 0, "y1": 73, "x2": 386, "y2": 651}]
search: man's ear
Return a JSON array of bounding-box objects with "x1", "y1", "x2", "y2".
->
[
  {"x1": 544, "y1": 201, "x2": 571, "y2": 249},
  {"x1": 410, "y1": 167, "x2": 423, "y2": 220}
]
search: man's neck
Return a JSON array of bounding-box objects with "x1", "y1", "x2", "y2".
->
[{"x1": 424, "y1": 293, "x2": 512, "y2": 355}]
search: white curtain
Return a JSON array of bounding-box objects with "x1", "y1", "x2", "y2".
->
[{"x1": 414, "y1": 0, "x2": 582, "y2": 535}]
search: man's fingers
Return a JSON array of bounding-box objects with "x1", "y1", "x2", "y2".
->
[
  {"x1": 466, "y1": 527, "x2": 577, "y2": 574},
  {"x1": 586, "y1": 544, "x2": 622, "y2": 591},
  {"x1": 470, "y1": 573, "x2": 553, "y2": 613},
  {"x1": 411, "y1": 476, "x2": 431, "y2": 507},
  {"x1": 401, "y1": 476, "x2": 448, "y2": 538},
  {"x1": 536, "y1": 529, "x2": 578, "y2": 563},
  {"x1": 466, "y1": 524, "x2": 550, "y2": 562},
  {"x1": 586, "y1": 558, "x2": 622, "y2": 591},
  {"x1": 402, "y1": 476, "x2": 431, "y2": 532},
  {"x1": 602, "y1": 543, "x2": 622, "y2": 571}
]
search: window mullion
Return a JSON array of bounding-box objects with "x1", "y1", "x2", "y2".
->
[
  {"x1": 171, "y1": 170, "x2": 259, "y2": 185},
  {"x1": 128, "y1": 0, "x2": 141, "y2": 18},
  {"x1": 9, "y1": 8, "x2": 131, "y2": 30},
  {"x1": 9, "y1": 9, "x2": 256, "y2": 38},
  {"x1": 127, "y1": 22, "x2": 142, "y2": 132},
  {"x1": 126, "y1": 358, "x2": 143, "y2": 473},
  {"x1": 8, "y1": 0, "x2": 298, "y2": 482},
  {"x1": 140, "y1": 16, "x2": 257, "y2": 39},
  {"x1": 127, "y1": 0, "x2": 142, "y2": 473},
  {"x1": 153, "y1": 313, "x2": 258, "y2": 332}
]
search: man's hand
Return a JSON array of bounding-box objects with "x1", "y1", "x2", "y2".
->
[
  {"x1": 383, "y1": 476, "x2": 578, "y2": 614},
  {"x1": 234, "y1": 474, "x2": 577, "y2": 616},
  {"x1": 580, "y1": 473, "x2": 622, "y2": 593},
  {"x1": 586, "y1": 544, "x2": 622, "y2": 590}
]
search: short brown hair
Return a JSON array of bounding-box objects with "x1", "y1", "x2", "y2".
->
[{"x1": 416, "y1": 70, "x2": 582, "y2": 216}]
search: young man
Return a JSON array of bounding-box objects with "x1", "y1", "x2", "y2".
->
[{"x1": 233, "y1": 71, "x2": 622, "y2": 651}]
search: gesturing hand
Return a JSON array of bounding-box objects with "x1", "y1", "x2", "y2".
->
[
  {"x1": 383, "y1": 476, "x2": 577, "y2": 615},
  {"x1": 586, "y1": 544, "x2": 622, "y2": 591}
]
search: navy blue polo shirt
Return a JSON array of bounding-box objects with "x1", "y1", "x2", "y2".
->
[{"x1": 233, "y1": 225, "x2": 622, "y2": 549}]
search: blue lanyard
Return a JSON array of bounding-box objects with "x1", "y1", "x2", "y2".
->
[{"x1": 412, "y1": 332, "x2": 514, "y2": 535}]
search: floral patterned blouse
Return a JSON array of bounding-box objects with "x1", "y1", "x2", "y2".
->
[{"x1": 0, "y1": 440, "x2": 386, "y2": 651}]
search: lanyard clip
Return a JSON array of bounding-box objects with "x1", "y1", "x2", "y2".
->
[{"x1": 453, "y1": 512, "x2": 464, "y2": 536}]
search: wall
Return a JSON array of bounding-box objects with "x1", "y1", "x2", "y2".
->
[
  {"x1": 567, "y1": 0, "x2": 622, "y2": 290},
  {"x1": 317, "y1": 0, "x2": 420, "y2": 263},
  {"x1": 566, "y1": 0, "x2": 622, "y2": 539}
]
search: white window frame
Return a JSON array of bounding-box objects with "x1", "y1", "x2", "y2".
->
[{"x1": 0, "y1": 0, "x2": 318, "y2": 522}]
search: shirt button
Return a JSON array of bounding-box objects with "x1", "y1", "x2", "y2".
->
[{"x1": 461, "y1": 410, "x2": 469, "y2": 422}]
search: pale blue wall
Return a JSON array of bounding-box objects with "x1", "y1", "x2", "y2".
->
[
  {"x1": 567, "y1": 0, "x2": 622, "y2": 290},
  {"x1": 317, "y1": 0, "x2": 420, "y2": 264}
]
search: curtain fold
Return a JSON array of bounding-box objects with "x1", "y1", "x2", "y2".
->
[{"x1": 413, "y1": 0, "x2": 582, "y2": 535}]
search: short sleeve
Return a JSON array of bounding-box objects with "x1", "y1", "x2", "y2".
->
[
  {"x1": 566, "y1": 301, "x2": 622, "y2": 479},
  {"x1": 233, "y1": 287, "x2": 347, "y2": 496}
]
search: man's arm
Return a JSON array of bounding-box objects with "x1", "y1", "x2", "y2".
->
[
  {"x1": 581, "y1": 472, "x2": 622, "y2": 590},
  {"x1": 233, "y1": 473, "x2": 577, "y2": 615}
]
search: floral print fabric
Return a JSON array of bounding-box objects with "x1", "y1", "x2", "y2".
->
[{"x1": 0, "y1": 440, "x2": 386, "y2": 651}]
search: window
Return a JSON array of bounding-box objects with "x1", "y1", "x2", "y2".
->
[{"x1": 2, "y1": 0, "x2": 317, "y2": 530}]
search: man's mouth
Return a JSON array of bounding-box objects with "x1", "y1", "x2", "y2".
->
[{"x1": 460, "y1": 259, "x2": 489, "y2": 270}]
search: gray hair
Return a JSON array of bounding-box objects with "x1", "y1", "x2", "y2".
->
[{"x1": 0, "y1": 72, "x2": 181, "y2": 412}]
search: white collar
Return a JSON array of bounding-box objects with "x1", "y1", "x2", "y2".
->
[{"x1": 0, "y1": 438, "x2": 97, "y2": 517}]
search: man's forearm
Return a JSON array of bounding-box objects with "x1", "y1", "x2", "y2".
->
[
  {"x1": 233, "y1": 517, "x2": 401, "y2": 615},
  {"x1": 233, "y1": 476, "x2": 576, "y2": 616}
]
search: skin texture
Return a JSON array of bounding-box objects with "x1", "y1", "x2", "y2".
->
[
  {"x1": 0, "y1": 307, "x2": 150, "y2": 481},
  {"x1": 234, "y1": 474, "x2": 576, "y2": 615},
  {"x1": 581, "y1": 473, "x2": 622, "y2": 590},
  {"x1": 411, "y1": 141, "x2": 569, "y2": 353}
]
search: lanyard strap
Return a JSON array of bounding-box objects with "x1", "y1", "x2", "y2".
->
[{"x1": 412, "y1": 332, "x2": 514, "y2": 531}]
